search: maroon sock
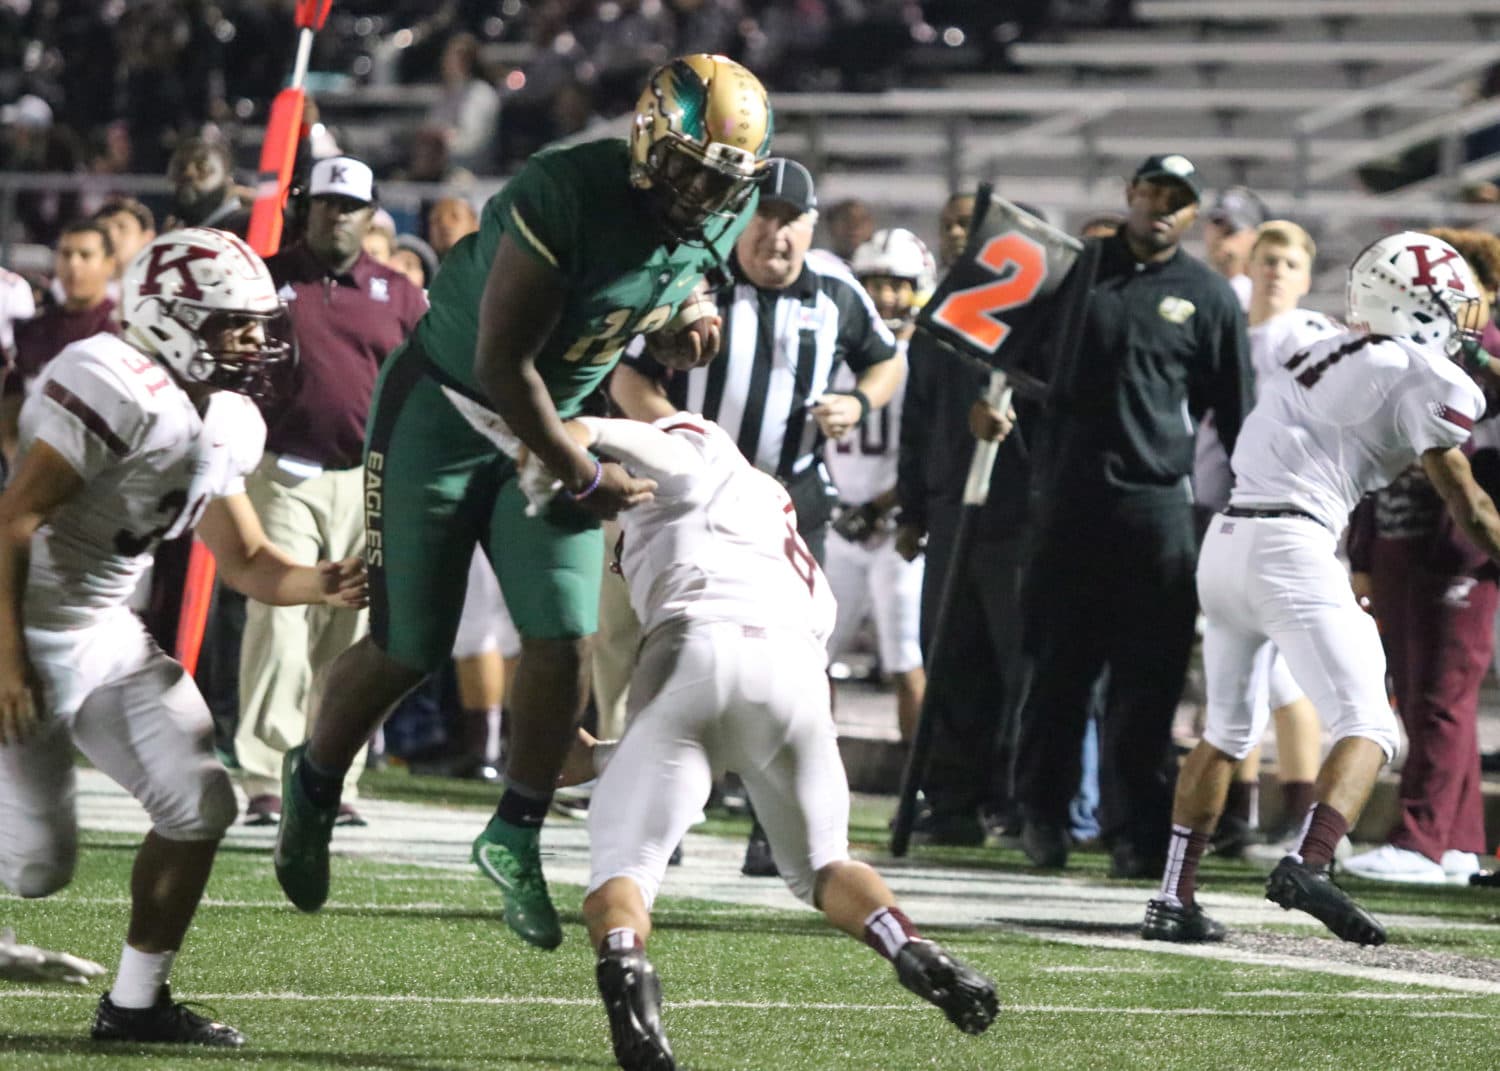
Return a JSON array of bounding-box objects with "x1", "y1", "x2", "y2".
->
[
  {"x1": 863, "y1": 906, "x2": 922, "y2": 962},
  {"x1": 1279, "y1": 781, "x2": 1315, "y2": 826},
  {"x1": 1297, "y1": 803, "x2": 1349, "y2": 867},
  {"x1": 1224, "y1": 781, "x2": 1254, "y2": 825},
  {"x1": 1159, "y1": 824, "x2": 1212, "y2": 907}
]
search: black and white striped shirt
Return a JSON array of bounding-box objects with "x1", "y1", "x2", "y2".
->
[{"x1": 624, "y1": 249, "x2": 897, "y2": 480}]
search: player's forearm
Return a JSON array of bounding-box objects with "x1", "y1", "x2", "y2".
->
[
  {"x1": 855, "y1": 354, "x2": 906, "y2": 410},
  {"x1": 575, "y1": 417, "x2": 701, "y2": 481},
  {"x1": 485, "y1": 358, "x2": 595, "y2": 492},
  {"x1": 0, "y1": 528, "x2": 34, "y2": 667},
  {"x1": 1451, "y1": 492, "x2": 1500, "y2": 562},
  {"x1": 217, "y1": 546, "x2": 327, "y2": 607}
]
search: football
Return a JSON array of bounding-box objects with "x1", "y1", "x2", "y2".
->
[{"x1": 644, "y1": 291, "x2": 720, "y2": 370}]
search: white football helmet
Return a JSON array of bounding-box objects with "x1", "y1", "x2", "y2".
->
[
  {"x1": 1347, "y1": 231, "x2": 1482, "y2": 356},
  {"x1": 120, "y1": 227, "x2": 291, "y2": 397},
  {"x1": 850, "y1": 228, "x2": 937, "y2": 327}
]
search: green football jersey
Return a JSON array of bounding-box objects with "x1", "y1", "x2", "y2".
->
[{"x1": 414, "y1": 138, "x2": 754, "y2": 417}]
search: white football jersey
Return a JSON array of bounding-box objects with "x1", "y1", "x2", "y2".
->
[
  {"x1": 1248, "y1": 308, "x2": 1342, "y2": 387},
  {"x1": 1231, "y1": 330, "x2": 1485, "y2": 532},
  {"x1": 0, "y1": 267, "x2": 35, "y2": 356},
  {"x1": 20, "y1": 333, "x2": 265, "y2": 630},
  {"x1": 604, "y1": 416, "x2": 837, "y2": 646},
  {"x1": 824, "y1": 339, "x2": 907, "y2": 506}
]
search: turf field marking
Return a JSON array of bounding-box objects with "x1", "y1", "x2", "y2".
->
[
  {"x1": 1025, "y1": 930, "x2": 1500, "y2": 995},
  {"x1": 1226, "y1": 989, "x2": 1467, "y2": 1000},
  {"x1": 0, "y1": 991, "x2": 1490, "y2": 1019}
]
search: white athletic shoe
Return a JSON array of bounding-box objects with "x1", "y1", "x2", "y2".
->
[
  {"x1": 1440, "y1": 850, "x2": 1481, "y2": 884},
  {"x1": 1342, "y1": 844, "x2": 1447, "y2": 885}
]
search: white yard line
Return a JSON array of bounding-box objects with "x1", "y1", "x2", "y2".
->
[
  {"x1": 0, "y1": 990, "x2": 1490, "y2": 1019},
  {"x1": 1025, "y1": 931, "x2": 1500, "y2": 995}
]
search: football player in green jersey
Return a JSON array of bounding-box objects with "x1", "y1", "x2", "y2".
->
[{"x1": 275, "y1": 55, "x2": 774, "y2": 950}]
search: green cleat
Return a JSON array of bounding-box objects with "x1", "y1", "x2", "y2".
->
[
  {"x1": 472, "y1": 819, "x2": 563, "y2": 950},
  {"x1": 274, "y1": 745, "x2": 338, "y2": 913}
]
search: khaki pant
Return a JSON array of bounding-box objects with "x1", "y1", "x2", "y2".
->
[{"x1": 235, "y1": 458, "x2": 369, "y2": 799}]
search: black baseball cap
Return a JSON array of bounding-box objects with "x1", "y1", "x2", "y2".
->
[
  {"x1": 759, "y1": 158, "x2": 817, "y2": 213},
  {"x1": 1207, "y1": 185, "x2": 1268, "y2": 233},
  {"x1": 1132, "y1": 153, "x2": 1203, "y2": 203}
]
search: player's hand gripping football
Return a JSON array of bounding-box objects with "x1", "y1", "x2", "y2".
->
[
  {"x1": 0, "y1": 929, "x2": 107, "y2": 986},
  {"x1": 643, "y1": 290, "x2": 722, "y2": 370},
  {"x1": 0, "y1": 653, "x2": 42, "y2": 747},
  {"x1": 317, "y1": 556, "x2": 369, "y2": 610}
]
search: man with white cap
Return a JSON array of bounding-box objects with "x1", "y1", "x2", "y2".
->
[{"x1": 232, "y1": 156, "x2": 426, "y2": 825}]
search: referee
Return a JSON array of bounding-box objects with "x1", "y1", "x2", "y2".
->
[{"x1": 612, "y1": 158, "x2": 902, "y2": 563}]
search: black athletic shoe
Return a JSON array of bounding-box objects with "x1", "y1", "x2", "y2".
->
[
  {"x1": 1266, "y1": 856, "x2": 1387, "y2": 947},
  {"x1": 894, "y1": 939, "x2": 999, "y2": 1036},
  {"x1": 1141, "y1": 898, "x2": 1228, "y2": 943},
  {"x1": 1108, "y1": 841, "x2": 1166, "y2": 880},
  {"x1": 1210, "y1": 815, "x2": 1256, "y2": 859},
  {"x1": 596, "y1": 948, "x2": 674, "y2": 1071},
  {"x1": 91, "y1": 986, "x2": 245, "y2": 1047},
  {"x1": 740, "y1": 821, "x2": 778, "y2": 877},
  {"x1": 1021, "y1": 817, "x2": 1069, "y2": 869}
]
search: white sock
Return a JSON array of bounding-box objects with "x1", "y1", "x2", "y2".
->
[
  {"x1": 603, "y1": 927, "x2": 642, "y2": 953},
  {"x1": 110, "y1": 944, "x2": 175, "y2": 1009}
]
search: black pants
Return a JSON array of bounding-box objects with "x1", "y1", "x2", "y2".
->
[
  {"x1": 1015, "y1": 495, "x2": 1198, "y2": 854},
  {"x1": 917, "y1": 507, "x2": 1030, "y2": 819}
]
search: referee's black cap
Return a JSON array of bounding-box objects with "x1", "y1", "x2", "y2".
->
[
  {"x1": 759, "y1": 158, "x2": 817, "y2": 213},
  {"x1": 1131, "y1": 153, "x2": 1203, "y2": 203}
]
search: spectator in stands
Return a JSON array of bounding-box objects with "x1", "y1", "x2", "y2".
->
[
  {"x1": 427, "y1": 197, "x2": 480, "y2": 261},
  {"x1": 1015, "y1": 154, "x2": 1252, "y2": 878},
  {"x1": 1342, "y1": 228, "x2": 1500, "y2": 886},
  {"x1": 2, "y1": 220, "x2": 116, "y2": 463},
  {"x1": 1202, "y1": 186, "x2": 1267, "y2": 309},
  {"x1": 362, "y1": 212, "x2": 397, "y2": 266},
  {"x1": 0, "y1": 94, "x2": 84, "y2": 246},
  {"x1": 93, "y1": 198, "x2": 156, "y2": 277},
  {"x1": 234, "y1": 158, "x2": 425, "y2": 827},
  {"x1": 164, "y1": 137, "x2": 249, "y2": 236},
  {"x1": 390, "y1": 234, "x2": 440, "y2": 291},
  {"x1": 427, "y1": 32, "x2": 501, "y2": 173},
  {"x1": 823, "y1": 199, "x2": 876, "y2": 263}
]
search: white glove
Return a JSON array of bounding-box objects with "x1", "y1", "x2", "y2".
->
[
  {"x1": 439, "y1": 385, "x2": 568, "y2": 516},
  {"x1": 0, "y1": 929, "x2": 107, "y2": 986}
]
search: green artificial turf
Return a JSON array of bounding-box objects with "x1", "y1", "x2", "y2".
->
[{"x1": 5, "y1": 821, "x2": 1500, "y2": 1071}]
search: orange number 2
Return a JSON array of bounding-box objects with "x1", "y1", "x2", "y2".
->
[{"x1": 930, "y1": 232, "x2": 1049, "y2": 353}]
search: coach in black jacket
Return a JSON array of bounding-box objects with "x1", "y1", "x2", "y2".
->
[{"x1": 1016, "y1": 155, "x2": 1253, "y2": 876}]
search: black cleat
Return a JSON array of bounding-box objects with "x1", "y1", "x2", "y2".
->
[
  {"x1": 1141, "y1": 898, "x2": 1228, "y2": 943},
  {"x1": 895, "y1": 940, "x2": 998, "y2": 1035},
  {"x1": 1209, "y1": 815, "x2": 1255, "y2": 859},
  {"x1": 1266, "y1": 856, "x2": 1387, "y2": 947},
  {"x1": 92, "y1": 986, "x2": 245, "y2": 1047},
  {"x1": 1021, "y1": 817, "x2": 1069, "y2": 869},
  {"x1": 740, "y1": 821, "x2": 778, "y2": 877},
  {"x1": 596, "y1": 948, "x2": 674, "y2": 1071}
]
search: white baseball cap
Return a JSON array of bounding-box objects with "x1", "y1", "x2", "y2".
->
[{"x1": 308, "y1": 156, "x2": 376, "y2": 204}]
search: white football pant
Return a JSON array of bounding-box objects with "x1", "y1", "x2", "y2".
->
[
  {"x1": 0, "y1": 608, "x2": 236, "y2": 898},
  {"x1": 824, "y1": 531, "x2": 924, "y2": 673},
  {"x1": 1197, "y1": 515, "x2": 1399, "y2": 763},
  {"x1": 588, "y1": 620, "x2": 851, "y2": 909}
]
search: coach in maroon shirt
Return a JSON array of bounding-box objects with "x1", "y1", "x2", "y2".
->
[{"x1": 235, "y1": 156, "x2": 425, "y2": 825}]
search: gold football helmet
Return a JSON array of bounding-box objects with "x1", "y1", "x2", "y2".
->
[{"x1": 630, "y1": 54, "x2": 773, "y2": 241}]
